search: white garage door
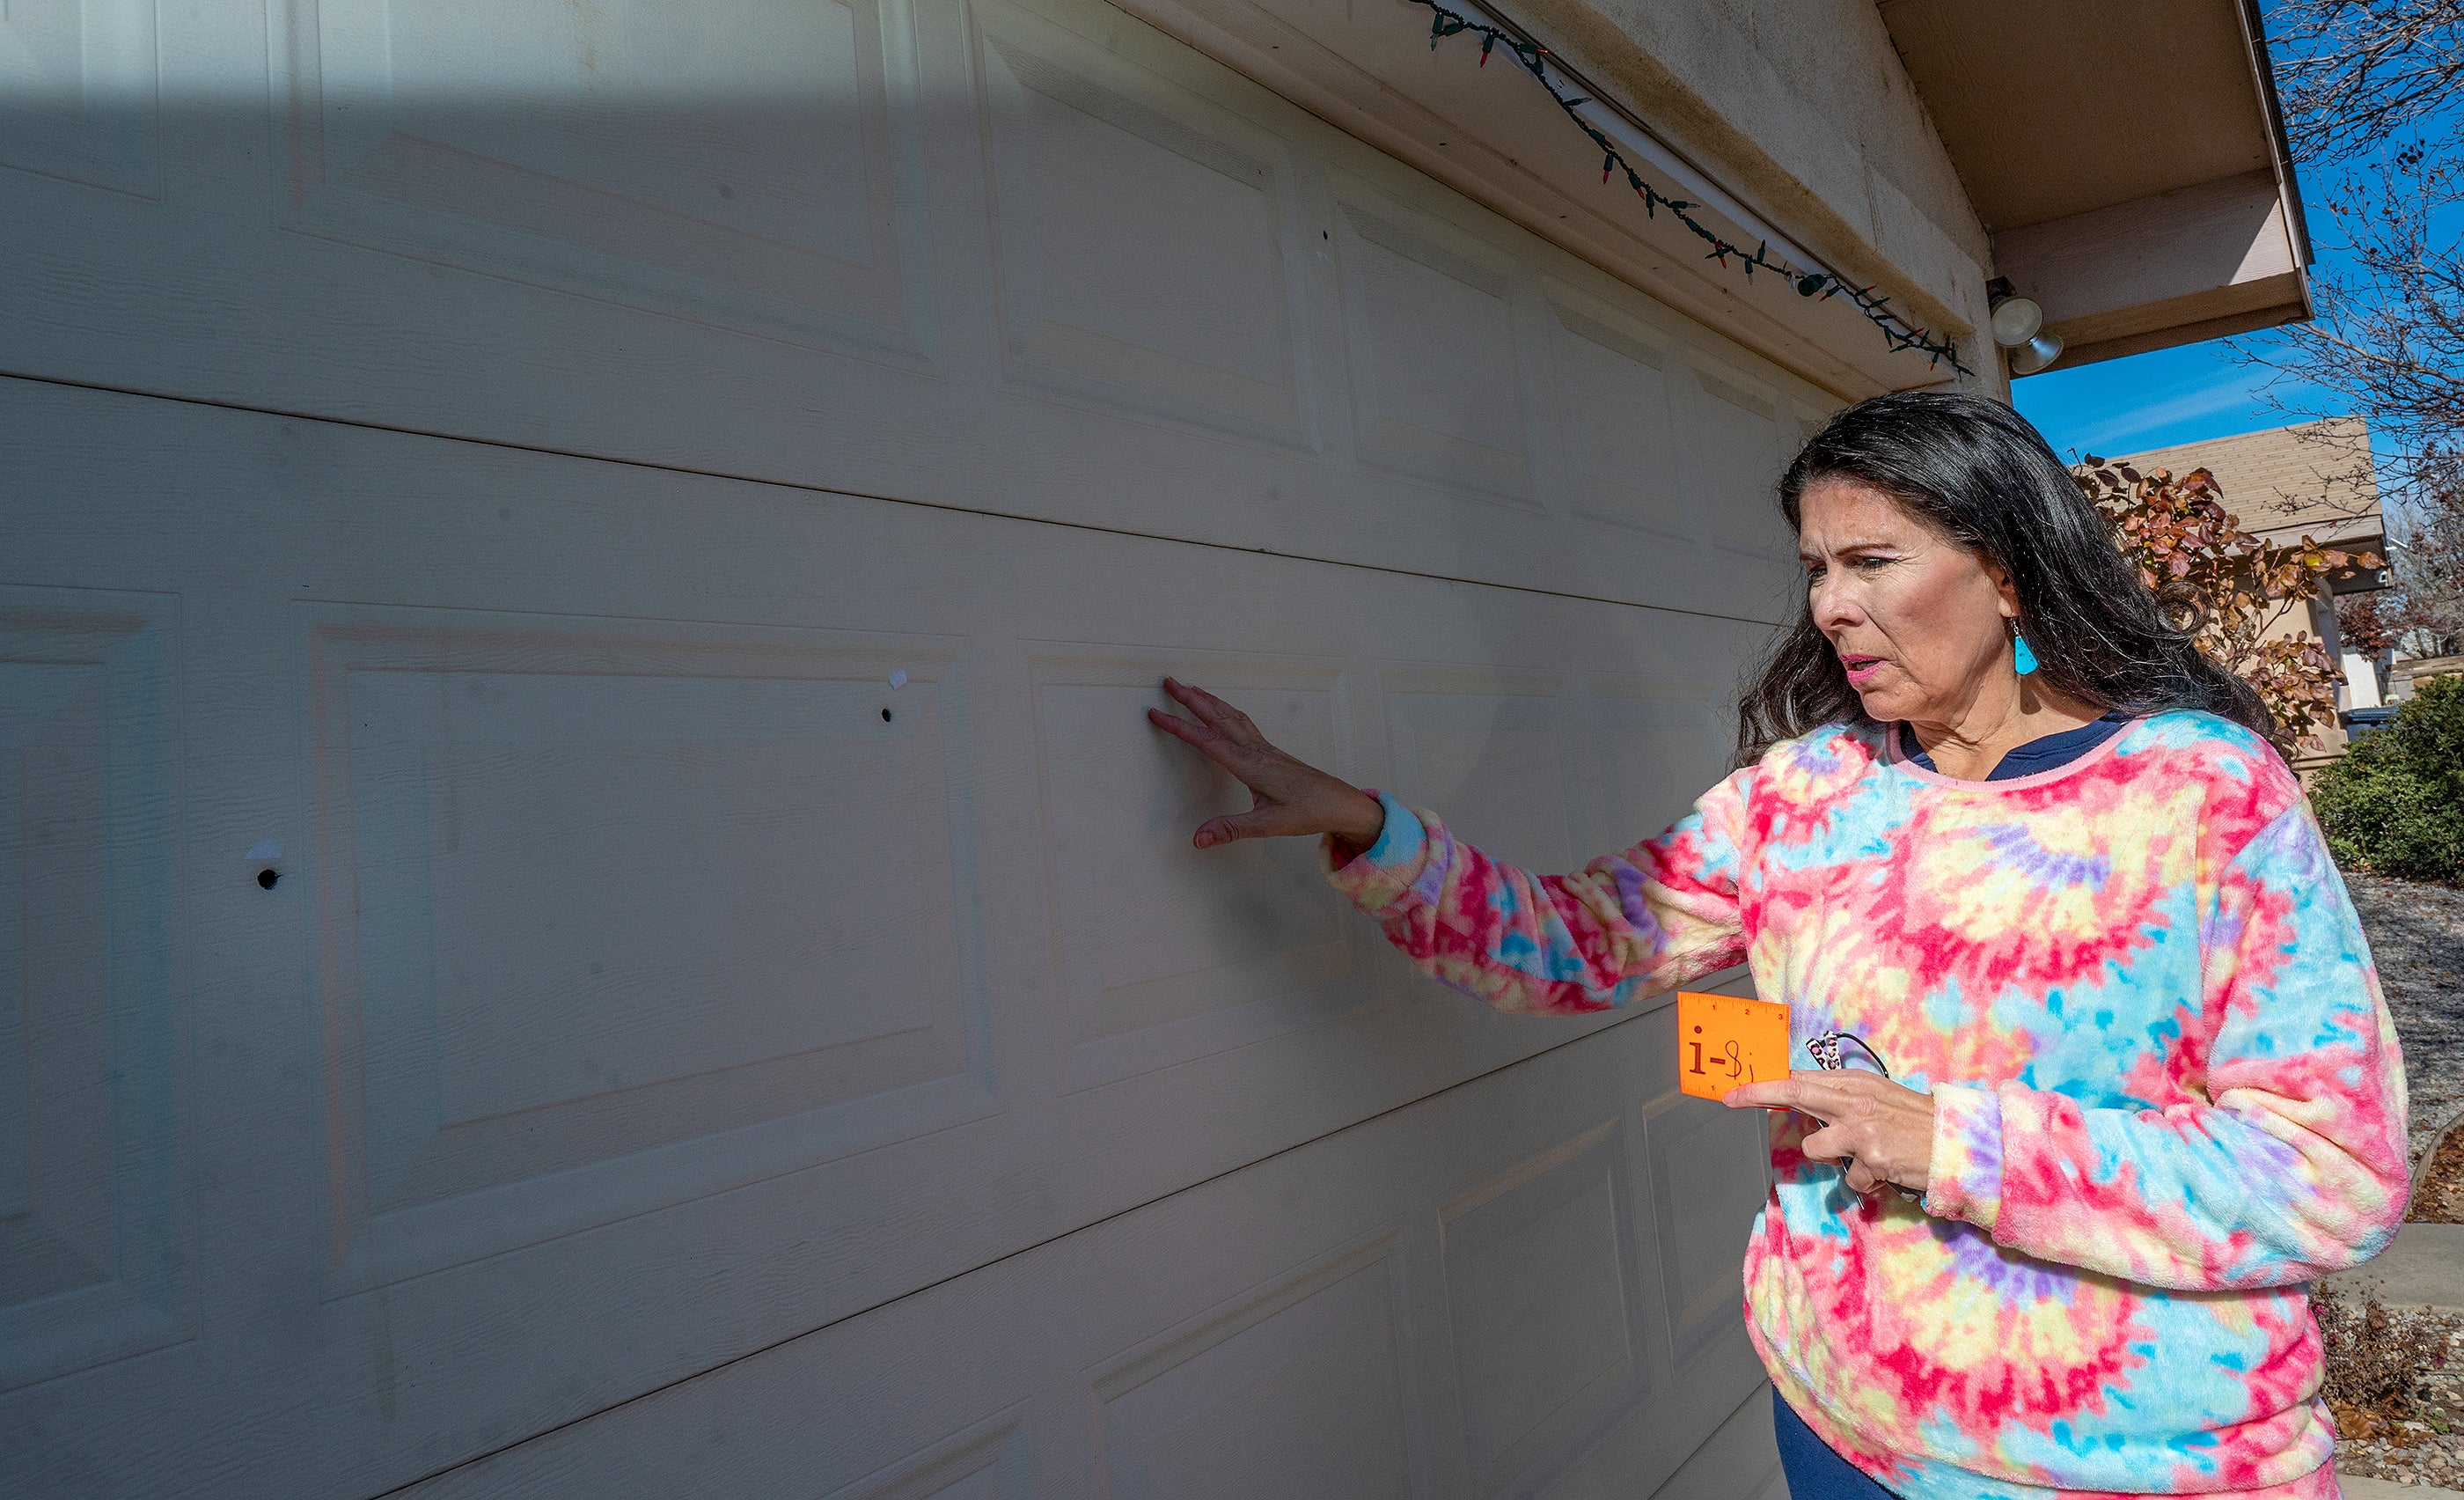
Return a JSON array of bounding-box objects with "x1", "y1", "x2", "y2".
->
[{"x1": 0, "y1": 0, "x2": 1824, "y2": 1495}]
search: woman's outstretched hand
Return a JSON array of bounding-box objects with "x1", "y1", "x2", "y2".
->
[
  {"x1": 1147, "y1": 677, "x2": 1387, "y2": 853},
  {"x1": 1725, "y1": 1070, "x2": 1937, "y2": 1196}
]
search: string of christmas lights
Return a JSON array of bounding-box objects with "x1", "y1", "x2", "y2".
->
[{"x1": 1410, "y1": 0, "x2": 1973, "y2": 375}]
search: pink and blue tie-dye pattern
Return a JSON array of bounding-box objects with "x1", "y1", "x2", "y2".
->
[{"x1": 1323, "y1": 711, "x2": 2409, "y2": 1499}]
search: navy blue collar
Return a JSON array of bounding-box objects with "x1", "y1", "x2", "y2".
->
[{"x1": 1898, "y1": 710, "x2": 2133, "y2": 781}]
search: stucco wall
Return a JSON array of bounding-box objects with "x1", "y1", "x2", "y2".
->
[{"x1": 1512, "y1": 0, "x2": 2003, "y2": 394}]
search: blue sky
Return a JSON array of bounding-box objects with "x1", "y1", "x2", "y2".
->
[{"x1": 2010, "y1": 335, "x2": 2340, "y2": 465}]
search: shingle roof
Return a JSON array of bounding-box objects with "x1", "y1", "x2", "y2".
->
[{"x1": 2109, "y1": 417, "x2": 2381, "y2": 548}]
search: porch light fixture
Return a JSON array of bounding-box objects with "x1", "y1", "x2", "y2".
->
[
  {"x1": 1986, "y1": 276, "x2": 2063, "y2": 374},
  {"x1": 2006, "y1": 332, "x2": 2066, "y2": 375}
]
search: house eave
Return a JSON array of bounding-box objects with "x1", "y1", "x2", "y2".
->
[{"x1": 1878, "y1": 0, "x2": 2314, "y2": 372}]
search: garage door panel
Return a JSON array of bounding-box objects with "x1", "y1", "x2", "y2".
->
[
  {"x1": 1547, "y1": 298, "x2": 1684, "y2": 543},
  {"x1": 0, "y1": 588, "x2": 190, "y2": 1394},
  {"x1": 1381, "y1": 669, "x2": 1575, "y2": 875},
  {"x1": 0, "y1": 378, "x2": 1794, "y2": 1494},
  {"x1": 1337, "y1": 192, "x2": 1537, "y2": 507},
  {"x1": 1441, "y1": 1121, "x2": 1657, "y2": 1498},
  {"x1": 275, "y1": 0, "x2": 932, "y2": 357},
  {"x1": 2, "y1": 0, "x2": 1830, "y2": 628},
  {"x1": 1095, "y1": 1233, "x2": 1417, "y2": 1500},
  {"x1": 1539, "y1": 1332, "x2": 1771, "y2": 1500},
  {"x1": 1030, "y1": 654, "x2": 1365, "y2": 1092},
  {"x1": 1581, "y1": 680, "x2": 1730, "y2": 856},
  {"x1": 0, "y1": 0, "x2": 161, "y2": 198},
  {"x1": 1689, "y1": 360, "x2": 1796, "y2": 572},
  {"x1": 974, "y1": 0, "x2": 1314, "y2": 446},
  {"x1": 303, "y1": 607, "x2": 997, "y2": 1290},
  {"x1": 1645, "y1": 1084, "x2": 1772, "y2": 1364},
  {"x1": 822, "y1": 1409, "x2": 1032, "y2": 1500},
  {"x1": 389, "y1": 1010, "x2": 1765, "y2": 1500}
]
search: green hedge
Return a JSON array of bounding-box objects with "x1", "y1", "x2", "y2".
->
[{"x1": 2312, "y1": 673, "x2": 2464, "y2": 886}]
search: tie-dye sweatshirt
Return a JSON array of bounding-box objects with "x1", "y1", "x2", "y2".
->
[{"x1": 1322, "y1": 711, "x2": 2408, "y2": 1500}]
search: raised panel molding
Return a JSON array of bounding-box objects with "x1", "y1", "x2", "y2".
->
[
  {"x1": 356, "y1": 936, "x2": 1732, "y2": 1499},
  {"x1": 820, "y1": 1408, "x2": 1030, "y2": 1500},
  {"x1": 1642, "y1": 1085, "x2": 1770, "y2": 1364},
  {"x1": 300, "y1": 605, "x2": 994, "y2": 1291},
  {"x1": 1027, "y1": 652, "x2": 1364, "y2": 1091},
  {"x1": 1091, "y1": 1233, "x2": 1416, "y2": 1500},
  {"x1": 1337, "y1": 191, "x2": 1536, "y2": 505},
  {"x1": 270, "y1": 0, "x2": 934, "y2": 360},
  {"x1": 1380, "y1": 669, "x2": 1573, "y2": 875},
  {"x1": 1441, "y1": 1121, "x2": 1655, "y2": 1497},
  {"x1": 0, "y1": 0, "x2": 160, "y2": 196},
  {"x1": 0, "y1": 586, "x2": 188, "y2": 1391},
  {"x1": 972, "y1": 0, "x2": 1314, "y2": 447},
  {"x1": 1551, "y1": 300, "x2": 1683, "y2": 541},
  {"x1": 1582, "y1": 679, "x2": 1722, "y2": 855},
  {"x1": 1688, "y1": 362, "x2": 1792, "y2": 562}
]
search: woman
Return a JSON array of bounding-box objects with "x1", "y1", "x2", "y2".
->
[{"x1": 1148, "y1": 392, "x2": 2409, "y2": 1499}]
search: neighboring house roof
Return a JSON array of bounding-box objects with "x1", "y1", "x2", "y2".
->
[{"x1": 2113, "y1": 417, "x2": 2380, "y2": 549}]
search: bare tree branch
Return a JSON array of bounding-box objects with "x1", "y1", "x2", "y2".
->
[
  {"x1": 2233, "y1": 4, "x2": 2463, "y2": 648},
  {"x1": 2268, "y1": 0, "x2": 2464, "y2": 165},
  {"x1": 2236, "y1": 142, "x2": 2464, "y2": 514}
]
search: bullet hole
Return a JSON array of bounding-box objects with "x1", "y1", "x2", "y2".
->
[
  {"x1": 1321, "y1": 230, "x2": 1330, "y2": 239},
  {"x1": 881, "y1": 708, "x2": 893, "y2": 722},
  {"x1": 256, "y1": 868, "x2": 280, "y2": 889}
]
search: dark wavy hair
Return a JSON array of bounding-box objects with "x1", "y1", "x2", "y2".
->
[{"x1": 1735, "y1": 391, "x2": 2273, "y2": 765}]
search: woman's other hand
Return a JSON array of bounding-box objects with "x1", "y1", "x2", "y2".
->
[
  {"x1": 1147, "y1": 677, "x2": 1386, "y2": 853},
  {"x1": 1726, "y1": 1070, "x2": 1937, "y2": 1196}
]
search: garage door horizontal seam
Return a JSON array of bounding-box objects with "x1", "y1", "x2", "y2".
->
[
  {"x1": 0, "y1": 368, "x2": 1794, "y2": 632},
  {"x1": 362, "y1": 1004, "x2": 1665, "y2": 1499}
]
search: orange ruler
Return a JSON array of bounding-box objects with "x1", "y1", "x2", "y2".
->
[{"x1": 1676, "y1": 991, "x2": 1793, "y2": 1100}]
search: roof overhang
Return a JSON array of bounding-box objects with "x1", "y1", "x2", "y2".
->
[
  {"x1": 1103, "y1": 0, "x2": 1988, "y2": 400},
  {"x1": 1878, "y1": 0, "x2": 2314, "y2": 369}
]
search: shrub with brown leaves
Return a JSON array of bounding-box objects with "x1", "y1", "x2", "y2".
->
[{"x1": 2075, "y1": 459, "x2": 2380, "y2": 752}]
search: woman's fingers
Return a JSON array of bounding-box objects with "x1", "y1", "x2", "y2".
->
[
  {"x1": 1764, "y1": 1071, "x2": 1936, "y2": 1195},
  {"x1": 1193, "y1": 805, "x2": 1298, "y2": 848},
  {"x1": 1146, "y1": 702, "x2": 1225, "y2": 755},
  {"x1": 1149, "y1": 708, "x2": 1302, "y2": 811},
  {"x1": 1152, "y1": 678, "x2": 1383, "y2": 849},
  {"x1": 1800, "y1": 1121, "x2": 1853, "y2": 1165},
  {"x1": 1162, "y1": 677, "x2": 1258, "y2": 744},
  {"x1": 1725, "y1": 1063, "x2": 1932, "y2": 1192},
  {"x1": 1725, "y1": 1070, "x2": 1894, "y2": 1122},
  {"x1": 1146, "y1": 703, "x2": 1265, "y2": 781},
  {"x1": 1160, "y1": 675, "x2": 1218, "y2": 720},
  {"x1": 1800, "y1": 1121, "x2": 1881, "y2": 1195},
  {"x1": 1722, "y1": 1078, "x2": 1809, "y2": 1112}
]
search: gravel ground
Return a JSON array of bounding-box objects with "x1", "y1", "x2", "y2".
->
[
  {"x1": 2345, "y1": 872, "x2": 2464, "y2": 1173},
  {"x1": 2328, "y1": 1308, "x2": 2464, "y2": 1485},
  {"x1": 2332, "y1": 872, "x2": 2464, "y2": 1487}
]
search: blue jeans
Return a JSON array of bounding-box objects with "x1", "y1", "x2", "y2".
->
[{"x1": 1774, "y1": 1389, "x2": 1901, "y2": 1498}]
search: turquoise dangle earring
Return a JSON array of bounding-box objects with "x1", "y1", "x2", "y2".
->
[{"x1": 2012, "y1": 625, "x2": 2040, "y2": 676}]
